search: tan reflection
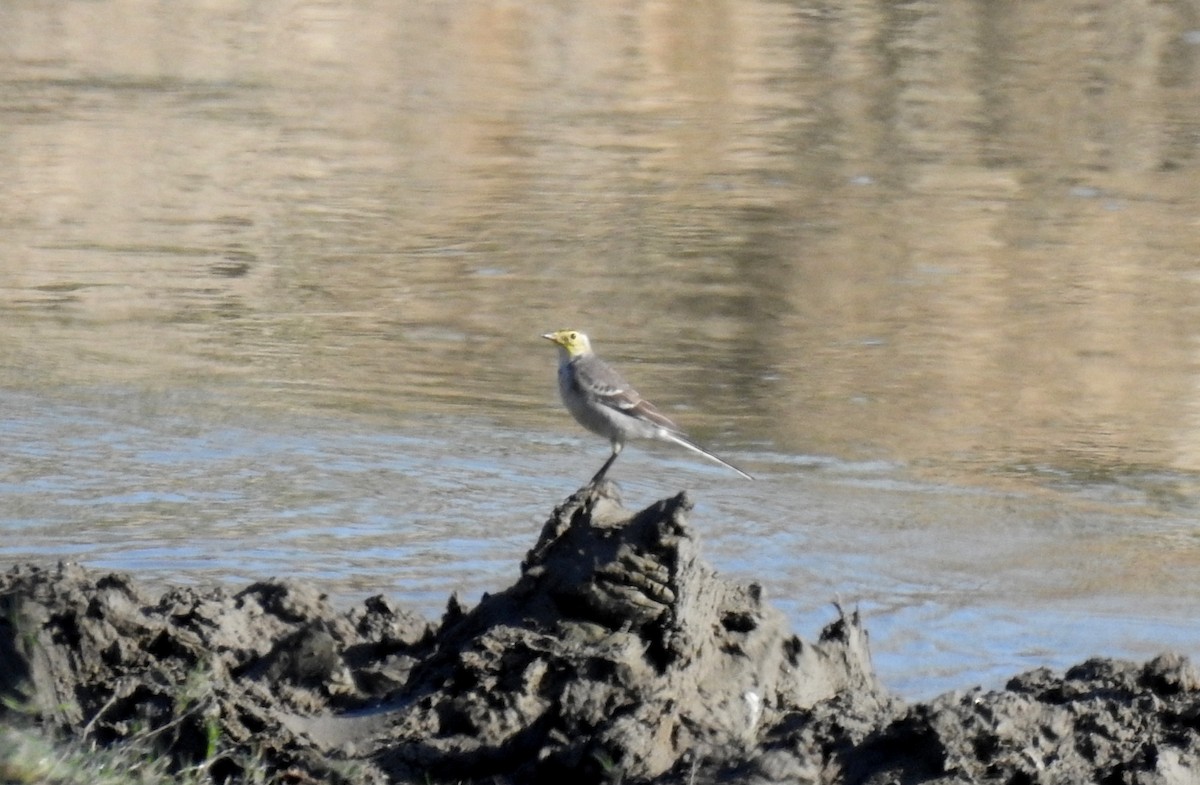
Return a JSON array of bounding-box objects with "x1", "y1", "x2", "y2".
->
[{"x1": 753, "y1": 1, "x2": 1200, "y2": 476}]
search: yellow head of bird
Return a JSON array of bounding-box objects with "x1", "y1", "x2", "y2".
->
[{"x1": 542, "y1": 329, "x2": 592, "y2": 358}]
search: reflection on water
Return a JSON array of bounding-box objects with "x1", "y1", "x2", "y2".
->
[{"x1": 3, "y1": 1, "x2": 1200, "y2": 697}]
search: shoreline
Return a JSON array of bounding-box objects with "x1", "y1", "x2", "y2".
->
[{"x1": 2, "y1": 483, "x2": 1197, "y2": 784}]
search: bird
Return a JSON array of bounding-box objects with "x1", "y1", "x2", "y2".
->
[{"x1": 542, "y1": 329, "x2": 753, "y2": 483}]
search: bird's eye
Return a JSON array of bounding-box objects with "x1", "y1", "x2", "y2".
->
[{"x1": 568, "y1": 332, "x2": 577, "y2": 341}]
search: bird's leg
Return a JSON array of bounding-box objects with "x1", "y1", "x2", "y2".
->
[{"x1": 590, "y1": 443, "x2": 622, "y2": 484}]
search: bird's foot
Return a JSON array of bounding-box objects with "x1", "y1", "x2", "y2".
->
[{"x1": 582, "y1": 476, "x2": 621, "y2": 503}]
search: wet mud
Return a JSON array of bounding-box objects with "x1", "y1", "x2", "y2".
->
[{"x1": 1, "y1": 483, "x2": 1197, "y2": 783}]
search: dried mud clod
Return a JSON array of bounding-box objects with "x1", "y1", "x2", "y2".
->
[
  {"x1": 360, "y1": 482, "x2": 884, "y2": 783},
  {"x1": 0, "y1": 562, "x2": 434, "y2": 784}
]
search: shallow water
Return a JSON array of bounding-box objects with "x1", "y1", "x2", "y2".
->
[
  {"x1": 4, "y1": 386, "x2": 1196, "y2": 699},
  {"x1": 3, "y1": 1, "x2": 1200, "y2": 699}
]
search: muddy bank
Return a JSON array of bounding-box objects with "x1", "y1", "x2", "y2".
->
[{"x1": 1, "y1": 483, "x2": 1198, "y2": 784}]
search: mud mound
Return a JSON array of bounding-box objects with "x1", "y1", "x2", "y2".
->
[
  {"x1": 741, "y1": 654, "x2": 1200, "y2": 784},
  {"x1": 0, "y1": 558, "x2": 434, "y2": 783},
  {"x1": 2, "y1": 482, "x2": 1198, "y2": 784},
  {"x1": 349, "y1": 485, "x2": 888, "y2": 783}
]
